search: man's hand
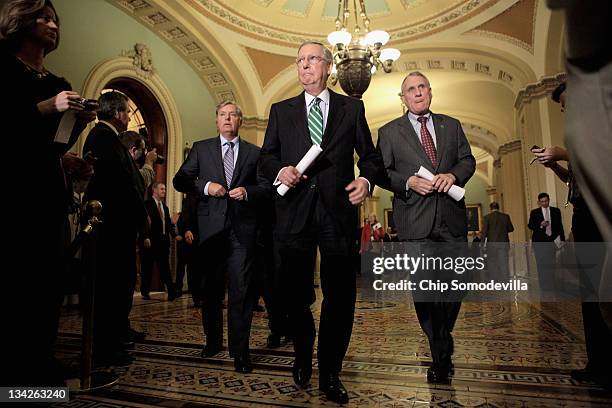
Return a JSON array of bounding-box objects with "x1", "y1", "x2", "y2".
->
[
  {"x1": 145, "y1": 148, "x2": 158, "y2": 167},
  {"x1": 531, "y1": 146, "x2": 569, "y2": 165},
  {"x1": 62, "y1": 152, "x2": 93, "y2": 180},
  {"x1": 345, "y1": 178, "x2": 369, "y2": 205},
  {"x1": 229, "y1": 187, "x2": 247, "y2": 201},
  {"x1": 185, "y1": 231, "x2": 194, "y2": 244},
  {"x1": 278, "y1": 166, "x2": 306, "y2": 188},
  {"x1": 408, "y1": 175, "x2": 434, "y2": 195},
  {"x1": 143, "y1": 238, "x2": 151, "y2": 249},
  {"x1": 175, "y1": 235, "x2": 183, "y2": 242},
  {"x1": 208, "y1": 182, "x2": 227, "y2": 197},
  {"x1": 431, "y1": 173, "x2": 456, "y2": 193},
  {"x1": 540, "y1": 220, "x2": 550, "y2": 228}
]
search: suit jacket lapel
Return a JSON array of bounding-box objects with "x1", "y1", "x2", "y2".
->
[
  {"x1": 321, "y1": 90, "x2": 345, "y2": 150},
  {"x1": 209, "y1": 138, "x2": 227, "y2": 186},
  {"x1": 231, "y1": 139, "x2": 250, "y2": 187},
  {"x1": 288, "y1": 92, "x2": 312, "y2": 153},
  {"x1": 431, "y1": 112, "x2": 446, "y2": 172},
  {"x1": 397, "y1": 114, "x2": 433, "y2": 171}
]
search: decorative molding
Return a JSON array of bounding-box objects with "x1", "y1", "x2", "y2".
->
[
  {"x1": 79, "y1": 56, "x2": 183, "y2": 213},
  {"x1": 514, "y1": 72, "x2": 567, "y2": 110},
  {"x1": 498, "y1": 140, "x2": 522, "y2": 156},
  {"x1": 190, "y1": 0, "x2": 501, "y2": 46},
  {"x1": 108, "y1": 0, "x2": 243, "y2": 113},
  {"x1": 396, "y1": 57, "x2": 519, "y2": 90},
  {"x1": 242, "y1": 116, "x2": 268, "y2": 131},
  {"x1": 121, "y1": 43, "x2": 155, "y2": 79},
  {"x1": 486, "y1": 186, "x2": 497, "y2": 195}
]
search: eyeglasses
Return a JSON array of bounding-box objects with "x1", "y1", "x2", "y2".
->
[
  {"x1": 295, "y1": 55, "x2": 326, "y2": 66},
  {"x1": 401, "y1": 84, "x2": 429, "y2": 96}
]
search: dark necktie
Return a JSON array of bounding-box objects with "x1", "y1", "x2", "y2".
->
[
  {"x1": 157, "y1": 201, "x2": 165, "y2": 235},
  {"x1": 223, "y1": 141, "x2": 235, "y2": 188},
  {"x1": 418, "y1": 116, "x2": 437, "y2": 167}
]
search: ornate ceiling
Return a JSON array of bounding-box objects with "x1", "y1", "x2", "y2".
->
[{"x1": 109, "y1": 0, "x2": 564, "y2": 160}]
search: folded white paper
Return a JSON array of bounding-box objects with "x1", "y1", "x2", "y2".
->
[
  {"x1": 277, "y1": 144, "x2": 323, "y2": 196},
  {"x1": 415, "y1": 166, "x2": 465, "y2": 201},
  {"x1": 54, "y1": 110, "x2": 77, "y2": 144}
]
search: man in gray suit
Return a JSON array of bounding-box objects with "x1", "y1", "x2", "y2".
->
[
  {"x1": 377, "y1": 72, "x2": 475, "y2": 383},
  {"x1": 173, "y1": 101, "x2": 270, "y2": 373},
  {"x1": 482, "y1": 202, "x2": 514, "y2": 280}
]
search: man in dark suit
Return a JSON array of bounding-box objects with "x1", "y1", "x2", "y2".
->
[
  {"x1": 83, "y1": 91, "x2": 148, "y2": 366},
  {"x1": 141, "y1": 182, "x2": 177, "y2": 301},
  {"x1": 377, "y1": 71, "x2": 476, "y2": 384},
  {"x1": 482, "y1": 202, "x2": 514, "y2": 280},
  {"x1": 175, "y1": 194, "x2": 201, "y2": 306},
  {"x1": 259, "y1": 41, "x2": 383, "y2": 403},
  {"x1": 528, "y1": 192, "x2": 565, "y2": 293},
  {"x1": 173, "y1": 101, "x2": 269, "y2": 373}
]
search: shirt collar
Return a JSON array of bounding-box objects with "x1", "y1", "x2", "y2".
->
[
  {"x1": 219, "y1": 134, "x2": 240, "y2": 146},
  {"x1": 408, "y1": 111, "x2": 431, "y2": 126},
  {"x1": 98, "y1": 120, "x2": 119, "y2": 135},
  {"x1": 305, "y1": 88, "x2": 330, "y2": 107}
]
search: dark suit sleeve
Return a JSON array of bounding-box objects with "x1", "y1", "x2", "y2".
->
[
  {"x1": 448, "y1": 122, "x2": 476, "y2": 186},
  {"x1": 259, "y1": 103, "x2": 284, "y2": 183},
  {"x1": 506, "y1": 214, "x2": 514, "y2": 233},
  {"x1": 245, "y1": 165, "x2": 272, "y2": 204},
  {"x1": 173, "y1": 145, "x2": 206, "y2": 196},
  {"x1": 377, "y1": 126, "x2": 410, "y2": 196},
  {"x1": 528, "y1": 209, "x2": 539, "y2": 231},
  {"x1": 482, "y1": 215, "x2": 489, "y2": 241},
  {"x1": 354, "y1": 100, "x2": 384, "y2": 188},
  {"x1": 556, "y1": 208, "x2": 565, "y2": 241}
]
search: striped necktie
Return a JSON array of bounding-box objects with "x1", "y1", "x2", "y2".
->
[
  {"x1": 308, "y1": 97, "x2": 323, "y2": 145},
  {"x1": 223, "y1": 141, "x2": 234, "y2": 188},
  {"x1": 417, "y1": 116, "x2": 437, "y2": 167}
]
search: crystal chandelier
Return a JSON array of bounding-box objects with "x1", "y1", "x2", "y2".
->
[{"x1": 327, "y1": 0, "x2": 400, "y2": 99}]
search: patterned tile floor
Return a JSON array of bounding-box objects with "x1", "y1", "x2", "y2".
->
[{"x1": 53, "y1": 283, "x2": 612, "y2": 407}]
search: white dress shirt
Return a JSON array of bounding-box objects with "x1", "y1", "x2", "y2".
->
[
  {"x1": 204, "y1": 135, "x2": 240, "y2": 196},
  {"x1": 408, "y1": 111, "x2": 438, "y2": 149}
]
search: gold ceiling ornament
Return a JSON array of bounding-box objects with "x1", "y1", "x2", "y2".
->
[{"x1": 327, "y1": 0, "x2": 400, "y2": 99}]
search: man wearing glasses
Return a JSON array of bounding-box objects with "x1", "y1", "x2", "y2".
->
[{"x1": 259, "y1": 41, "x2": 383, "y2": 403}]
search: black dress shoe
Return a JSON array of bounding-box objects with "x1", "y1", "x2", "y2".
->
[
  {"x1": 427, "y1": 364, "x2": 451, "y2": 384},
  {"x1": 201, "y1": 344, "x2": 222, "y2": 358},
  {"x1": 319, "y1": 372, "x2": 349, "y2": 404},
  {"x1": 119, "y1": 340, "x2": 135, "y2": 350},
  {"x1": 142, "y1": 294, "x2": 150, "y2": 300},
  {"x1": 292, "y1": 359, "x2": 312, "y2": 387},
  {"x1": 234, "y1": 355, "x2": 253, "y2": 373},
  {"x1": 570, "y1": 368, "x2": 610, "y2": 386},
  {"x1": 266, "y1": 333, "x2": 281, "y2": 348},
  {"x1": 125, "y1": 327, "x2": 146, "y2": 342}
]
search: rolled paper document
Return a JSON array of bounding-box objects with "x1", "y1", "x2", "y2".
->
[
  {"x1": 277, "y1": 144, "x2": 323, "y2": 196},
  {"x1": 415, "y1": 166, "x2": 465, "y2": 201}
]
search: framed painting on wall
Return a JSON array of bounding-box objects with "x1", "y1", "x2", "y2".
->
[{"x1": 466, "y1": 203, "x2": 482, "y2": 233}]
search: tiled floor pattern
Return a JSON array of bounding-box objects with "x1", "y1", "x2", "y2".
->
[{"x1": 53, "y1": 290, "x2": 612, "y2": 407}]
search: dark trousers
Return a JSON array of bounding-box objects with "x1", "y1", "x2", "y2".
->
[
  {"x1": 533, "y1": 242, "x2": 556, "y2": 294},
  {"x1": 277, "y1": 197, "x2": 356, "y2": 374},
  {"x1": 255, "y1": 233, "x2": 288, "y2": 336},
  {"x1": 573, "y1": 204, "x2": 612, "y2": 371},
  {"x1": 140, "y1": 238, "x2": 175, "y2": 296},
  {"x1": 406, "y1": 215, "x2": 465, "y2": 367},
  {"x1": 91, "y1": 222, "x2": 138, "y2": 354},
  {"x1": 197, "y1": 228, "x2": 255, "y2": 357}
]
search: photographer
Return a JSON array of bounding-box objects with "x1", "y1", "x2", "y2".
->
[
  {"x1": 1, "y1": 0, "x2": 96, "y2": 386},
  {"x1": 118, "y1": 129, "x2": 159, "y2": 190}
]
